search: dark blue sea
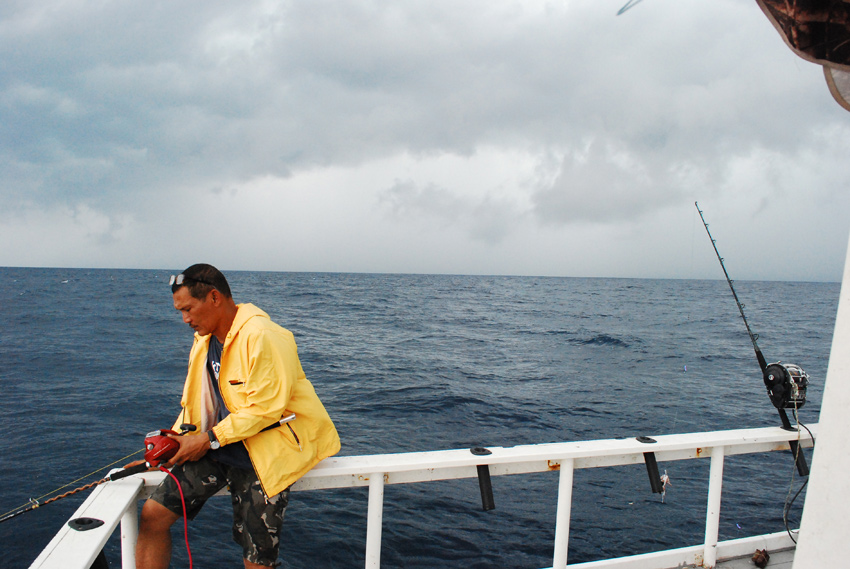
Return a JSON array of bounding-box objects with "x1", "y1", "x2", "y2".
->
[{"x1": 0, "y1": 268, "x2": 839, "y2": 568}]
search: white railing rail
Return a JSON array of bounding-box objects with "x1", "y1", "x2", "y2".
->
[{"x1": 30, "y1": 424, "x2": 815, "y2": 569}]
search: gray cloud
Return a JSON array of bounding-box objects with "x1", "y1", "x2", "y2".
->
[
  {"x1": 1, "y1": 0, "x2": 847, "y2": 279},
  {"x1": 379, "y1": 178, "x2": 522, "y2": 244},
  {"x1": 531, "y1": 139, "x2": 686, "y2": 225}
]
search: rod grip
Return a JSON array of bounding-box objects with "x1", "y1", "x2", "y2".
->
[{"x1": 108, "y1": 462, "x2": 149, "y2": 481}]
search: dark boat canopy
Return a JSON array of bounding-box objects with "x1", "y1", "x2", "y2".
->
[{"x1": 756, "y1": 0, "x2": 850, "y2": 111}]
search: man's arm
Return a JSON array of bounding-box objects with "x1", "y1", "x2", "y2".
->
[
  {"x1": 164, "y1": 431, "x2": 212, "y2": 466},
  {"x1": 211, "y1": 329, "x2": 297, "y2": 446}
]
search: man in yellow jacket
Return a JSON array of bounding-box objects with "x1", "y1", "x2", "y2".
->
[{"x1": 135, "y1": 264, "x2": 340, "y2": 569}]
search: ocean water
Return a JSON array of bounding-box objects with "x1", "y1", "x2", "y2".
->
[{"x1": 0, "y1": 268, "x2": 839, "y2": 569}]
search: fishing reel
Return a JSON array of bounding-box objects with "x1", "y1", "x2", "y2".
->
[
  {"x1": 143, "y1": 423, "x2": 197, "y2": 467},
  {"x1": 108, "y1": 425, "x2": 197, "y2": 482},
  {"x1": 144, "y1": 429, "x2": 180, "y2": 467},
  {"x1": 763, "y1": 362, "x2": 808, "y2": 410}
]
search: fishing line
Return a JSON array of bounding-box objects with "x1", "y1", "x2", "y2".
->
[
  {"x1": 689, "y1": 200, "x2": 698, "y2": 280},
  {"x1": 782, "y1": 409, "x2": 815, "y2": 543},
  {"x1": 159, "y1": 466, "x2": 193, "y2": 569},
  {"x1": 0, "y1": 448, "x2": 144, "y2": 523},
  {"x1": 782, "y1": 478, "x2": 808, "y2": 543},
  {"x1": 673, "y1": 202, "x2": 700, "y2": 432},
  {"x1": 795, "y1": 415, "x2": 815, "y2": 443}
]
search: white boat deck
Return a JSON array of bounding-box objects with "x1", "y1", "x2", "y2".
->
[{"x1": 713, "y1": 547, "x2": 793, "y2": 569}]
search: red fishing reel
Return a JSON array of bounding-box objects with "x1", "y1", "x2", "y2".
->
[
  {"x1": 107, "y1": 426, "x2": 191, "y2": 482},
  {"x1": 144, "y1": 429, "x2": 180, "y2": 467}
]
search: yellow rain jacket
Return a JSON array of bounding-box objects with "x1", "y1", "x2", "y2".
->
[{"x1": 172, "y1": 303, "x2": 340, "y2": 497}]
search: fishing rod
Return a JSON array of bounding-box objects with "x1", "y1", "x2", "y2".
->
[
  {"x1": 695, "y1": 202, "x2": 810, "y2": 476},
  {"x1": 0, "y1": 476, "x2": 113, "y2": 525},
  {"x1": 1, "y1": 412, "x2": 298, "y2": 524},
  {"x1": 0, "y1": 428, "x2": 186, "y2": 525},
  {"x1": 695, "y1": 203, "x2": 768, "y2": 371},
  {"x1": 617, "y1": 0, "x2": 645, "y2": 16}
]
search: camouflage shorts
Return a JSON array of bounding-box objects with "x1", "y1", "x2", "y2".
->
[{"x1": 149, "y1": 457, "x2": 290, "y2": 566}]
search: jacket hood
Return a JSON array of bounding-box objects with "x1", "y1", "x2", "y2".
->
[{"x1": 229, "y1": 303, "x2": 269, "y2": 336}]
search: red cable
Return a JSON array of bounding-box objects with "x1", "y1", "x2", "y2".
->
[{"x1": 159, "y1": 466, "x2": 193, "y2": 569}]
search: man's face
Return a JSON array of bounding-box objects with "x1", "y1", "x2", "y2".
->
[{"x1": 173, "y1": 286, "x2": 218, "y2": 336}]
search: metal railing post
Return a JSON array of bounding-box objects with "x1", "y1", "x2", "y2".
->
[
  {"x1": 552, "y1": 458, "x2": 575, "y2": 569},
  {"x1": 365, "y1": 473, "x2": 385, "y2": 569},
  {"x1": 120, "y1": 498, "x2": 138, "y2": 569},
  {"x1": 703, "y1": 445, "x2": 725, "y2": 568}
]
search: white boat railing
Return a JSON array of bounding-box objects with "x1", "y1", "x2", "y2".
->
[{"x1": 30, "y1": 424, "x2": 815, "y2": 569}]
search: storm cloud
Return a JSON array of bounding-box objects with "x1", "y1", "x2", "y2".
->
[{"x1": 1, "y1": 0, "x2": 847, "y2": 280}]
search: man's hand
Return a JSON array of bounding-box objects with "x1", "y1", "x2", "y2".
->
[{"x1": 165, "y1": 433, "x2": 210, "y2": 467}]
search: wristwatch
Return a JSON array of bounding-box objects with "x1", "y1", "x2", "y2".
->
[{"x1": 208, "y1": 430, "x2": 221, "y2": 450}]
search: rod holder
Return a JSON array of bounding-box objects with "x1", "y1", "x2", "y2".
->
[
  {"x1": 778, "y1": 409, "x2": 809, "y2": 476},
  {"x1": 643, "y1": 452, "x2": 663, "y2": 494},
  {"x1": 470, "y1": 447, "x2": 495, "y2": 511},
  {"x1": 637, "y1": 436, "x2": 664, "y2": 494}
]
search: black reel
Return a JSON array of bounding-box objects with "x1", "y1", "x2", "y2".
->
[{"x1": 763, "y1": 362, "x2": 808, "y2": 410}]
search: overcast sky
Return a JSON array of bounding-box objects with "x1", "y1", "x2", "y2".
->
[{"x1": 1, "y1": 0, "x2": 848, "y2": 281}]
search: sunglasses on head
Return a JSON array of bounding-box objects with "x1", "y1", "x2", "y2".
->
[{"x1": 169, "y1": 274, "x2": 215, "y2": 287}]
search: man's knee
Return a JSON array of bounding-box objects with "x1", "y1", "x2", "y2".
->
[{"x1": 140, "y1": 499, "x2": 180, "y2": 532}]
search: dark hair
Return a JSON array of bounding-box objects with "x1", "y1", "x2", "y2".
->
[{"x1": 172, "y1": 264, "x2": 233, "y2": 300}]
